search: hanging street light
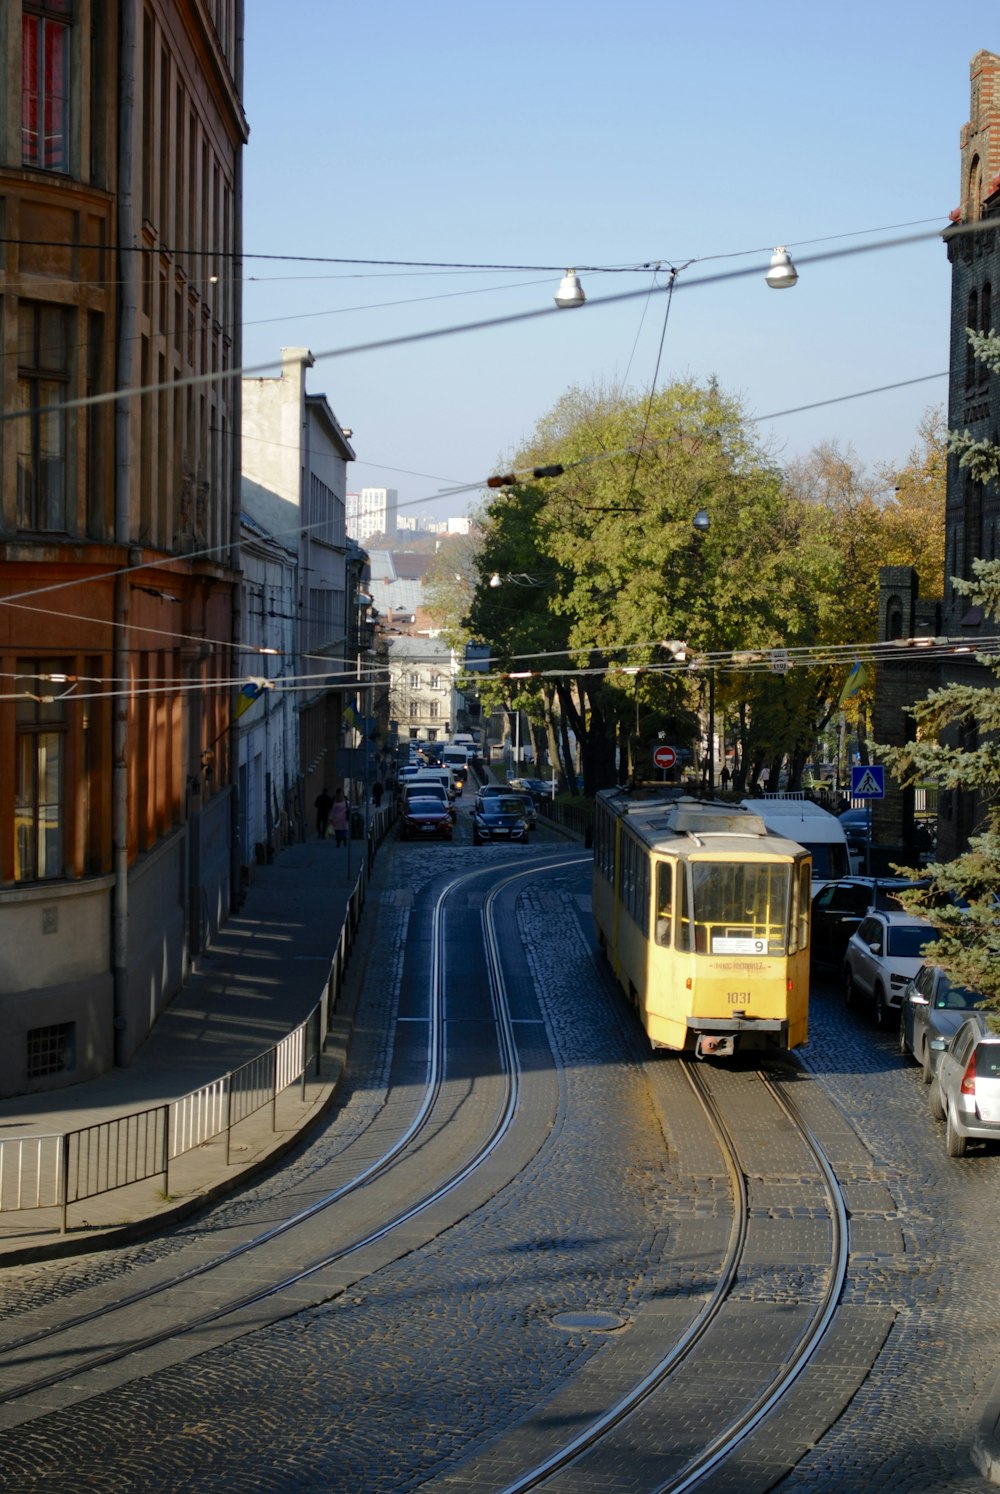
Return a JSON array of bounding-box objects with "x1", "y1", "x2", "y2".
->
[
  {"x1": 765, "y1": 246, "x2": 799, "y2": 289},
  {"x1": 554, "y1": 269, "x2": 586, "y2": 307}
]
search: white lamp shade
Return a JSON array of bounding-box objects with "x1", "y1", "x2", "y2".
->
[
  {"x1": 765, "y1": 247, "x2": 798, "y2": 289},
  {"x1": 555, "y1": 269, "x2": 586, "y2": 307}
]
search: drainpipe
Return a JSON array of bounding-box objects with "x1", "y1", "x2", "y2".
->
[
  {"x1": 111, "y1": 0, "x2": 139, "y2": 1066},
  {"x1": 228, "y1": 1, "x2": 246, "y2": 911}
]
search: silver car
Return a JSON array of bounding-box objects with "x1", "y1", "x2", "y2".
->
[
  {"x1": 930, "y1": 1012, "x2": 1000, "y2": 1157},
  {"x1": 899, "y1": 964, "x2": 985, "y2": 1082}
]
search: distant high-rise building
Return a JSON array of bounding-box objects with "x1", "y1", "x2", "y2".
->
[{"x1": 347, "y1": 487, "x2": 398, "y2": 541}]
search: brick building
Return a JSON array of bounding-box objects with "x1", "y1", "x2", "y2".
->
[
  {"x1": 0, "y1": 2, "x2": 246, "y2": 1094},
  {"x1": 874, "y1": 49, "x2": 1000, "y2": 864}
]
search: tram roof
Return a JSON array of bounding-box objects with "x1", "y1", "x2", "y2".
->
[{"x1": 597, "y1": 788, "x2": 808, "y2": 858}]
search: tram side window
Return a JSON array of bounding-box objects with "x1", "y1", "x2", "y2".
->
[
  {"x1": 796, "y1": 861, "x2": 811, "y2": 951},
  {"x1": 637, "y1": 851, "x2": 649, "y2": 935},
  {"x1": 656, "y1": 862, "x2": 672, "y2": 946},
  {"x1": 595, "y1": 808, "x2": 613, "y2": 882},
  {"x1": 622, "y1": 835, "x2": 635, "y2": 916},
  {"x1": 677, "y1": 863, "x2": 693, "y2": 952}
]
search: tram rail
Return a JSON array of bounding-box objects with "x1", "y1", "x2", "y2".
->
[
  {"x1": 498, "y1": 1060, "x2": 850, "y2": 1493},
  {"x1": 0, "y1": 854, "x2": 587, "y2": 1428}
]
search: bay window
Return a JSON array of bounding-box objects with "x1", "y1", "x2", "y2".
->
[
  {"x1": 22, "y1": 1, "x2": 72, "y2": 173},
  {"x1": 16, "y1": 660, "x2": 67, "y2": 881},
  {"x1": 17, "y1": 302, "x2": 70, "y2": 531}
]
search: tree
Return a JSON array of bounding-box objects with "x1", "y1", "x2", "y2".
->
[
  {"x1": 883, "y1": 562, "x2": 1000, "y2": 1003},
  {"x1": 497, "y1": 379, "x2": 819, "y2": 791}
]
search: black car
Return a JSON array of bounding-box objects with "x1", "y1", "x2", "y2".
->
[
  {"x1": 811, "y1": 876, "x2": 927, "y2": 970},
  {"x1": 471, "y1": 795, "x2": 529, "y2": 845}
]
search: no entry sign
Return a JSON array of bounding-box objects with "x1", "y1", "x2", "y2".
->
[{"x1": 653, "y1": 745, "x2": 677, "y2": 770}]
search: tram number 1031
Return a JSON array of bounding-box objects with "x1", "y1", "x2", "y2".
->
[{"x1": 728, "y1": 991, "x2": 751, "y2": 1004}]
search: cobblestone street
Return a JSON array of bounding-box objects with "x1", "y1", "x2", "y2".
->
[{"x1": 2, "y1": 842, "x2": 1000, "y2": 1491}]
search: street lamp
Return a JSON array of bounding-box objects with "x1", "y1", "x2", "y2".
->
[
  {"x1": 765, "y1": 246, "x2": 799, "y2": 289},
  {"x1": 554, "y1": 269, "x2": 586, "y2": 308}
]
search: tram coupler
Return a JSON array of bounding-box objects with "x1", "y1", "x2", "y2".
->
[{"x1": 696, "y1": 1034, "x2": 736, "y2": 1060}]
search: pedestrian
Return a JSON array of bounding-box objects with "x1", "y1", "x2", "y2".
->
[
  {"x1": 314, "y1": 786, "x2": 333, "y2": 839},
  {"x1": 372, "y1": 780, "x2": 383, "y2": 809},
  {"x1": 331, "y1": 788, "x2": 349, "y2": 847},
  {"x1": 720, "y1": 764, "x2": 731, "y2": 791}
]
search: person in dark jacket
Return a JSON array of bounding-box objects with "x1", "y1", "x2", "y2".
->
[{"x1": 315, "y1": 787, "x2": 333, "y2": 839}]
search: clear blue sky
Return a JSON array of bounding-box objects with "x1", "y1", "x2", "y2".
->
[{"x1": 241, "y1": 2, "x2": 990, "y2": 526}]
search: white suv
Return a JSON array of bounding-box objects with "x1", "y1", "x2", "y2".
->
[{"x1": 843, "y1": 909, "x2": 939, "y2": 1028}]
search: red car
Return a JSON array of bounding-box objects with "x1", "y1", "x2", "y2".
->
[{"x1": 400, "y1": 796, "x2": 454, "y2": 841}]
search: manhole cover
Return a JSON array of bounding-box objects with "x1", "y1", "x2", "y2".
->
[{"x1": 551, "y1": 1310, "x2": 627, "y2": 1333}]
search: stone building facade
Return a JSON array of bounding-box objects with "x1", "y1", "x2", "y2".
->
[
  {"x1": 0, "y1": 1, "x2": 246, "y2": 1094},
  {"x1": 874, "y1": 49, "x2": 1000, "y2": 865}
]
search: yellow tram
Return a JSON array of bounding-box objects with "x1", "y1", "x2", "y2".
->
[{"x1": 592, "y1": 788, "x2": 811, "y2": 1057}]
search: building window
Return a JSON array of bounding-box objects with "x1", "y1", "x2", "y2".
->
[
  {"x1": 17, "y1": 302, "x2": 70, "y2": 531},
  {"x1": 22, "y1": 1, "x2": 72, "y2": 173},
  {"x1": 429, "y1": 701, "x2": 439, "y2": 719},
  {"x1": 27, "y1": 1021, "x2": 75, "y2": 1078},
  {"x1": 15, "y1": 659, "x2": 67, "y2": 881},
  {"x1": 409, "y1": 672, "x2": 420, "y2": 689},
  {"x1": 966, "y1": 291, "x2": 979, "y2": 392},
  {"x1": 429, "y1": 674, "x2": 441, "y2": 690}
]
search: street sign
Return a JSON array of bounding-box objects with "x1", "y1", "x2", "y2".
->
[
  {"x1": 653, "y1": 745, "x2": 677, "y2": 770},
  {"x1": 851, "y1": 764, "x2": 885, "y2": 799},
  {"x1": 770, "y1": 649, "x2": 790, "y2": 673}
]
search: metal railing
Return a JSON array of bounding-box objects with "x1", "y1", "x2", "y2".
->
[{"x1": 0, "y1": 851, "x2": 375, "y2": 1232}]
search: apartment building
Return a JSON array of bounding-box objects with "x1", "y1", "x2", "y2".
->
[
  {"x1": 241, "y1": 348, "x2": 357, "y2": 833},
  {"x1": 0, "y1": 1, "x2": 247, "y2": 1094},
  {"x1": 347, "y1": 486, "x2": 398, "y2": 543}
]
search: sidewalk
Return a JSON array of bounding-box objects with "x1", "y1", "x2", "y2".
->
[{"x1": 0, "y1": 828, "x2": 384, "y2": 1267}]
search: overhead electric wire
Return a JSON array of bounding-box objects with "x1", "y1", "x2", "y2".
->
[
  {"x1": 0, "y1": 220, "x2": 956, "y2": 437},
  {"x1": 0, "y1": 213, "x2": 948, "y2": 271},
  {"x1": 0, "y1": 216, "x2": 962, "y2": 684}
]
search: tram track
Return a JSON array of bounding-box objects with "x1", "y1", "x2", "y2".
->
[
  {"x1": 490, "y1": 1057, "x2": 851, "y2": 1494},
  {"x1": 0, "y1": 852, "x2": 588, "y2": 1431}
]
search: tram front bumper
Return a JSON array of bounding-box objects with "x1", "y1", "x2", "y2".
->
[{"x1": 688, "y1": 1016, "x2": 789, "y2": 1060}]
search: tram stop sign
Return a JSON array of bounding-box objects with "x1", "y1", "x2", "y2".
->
[{"x1": 653, "y1": 745, "x2": 677, "y2": 770}]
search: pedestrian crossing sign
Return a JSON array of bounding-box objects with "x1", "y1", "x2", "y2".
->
[{"x1": 851, "y1": 764, "x2": 884, "y2": 798}]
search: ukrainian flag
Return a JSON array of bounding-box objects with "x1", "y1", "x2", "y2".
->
[
  {"x1": 343, "y1": 698, "x2": 359, "y2": 731},
  {"x1": 233, "y1": 681, "x2": 264, "y2": 719},
  {"x1": 838, "y1": 660, "x2": 871, "y2": 706}
]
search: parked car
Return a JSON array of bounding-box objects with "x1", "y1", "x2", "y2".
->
[
  {"x1": 811, "y1": 877, "x2": 927, "y2": 970},
  {"x1": 399, "y1": 795, "x2": 454, "y2": 842},
  {"x1": 929, "y1": 1012, "x2": 1000, "y2": 1157},
  {"x1": 843, "y1": 909, "x2": 939, "y2": 1027},
  {"x1": 471, "y1": 795, "x2": 529, "y2": 845},
  {"x1": 839, "y1": 807, "x2": 870, "y2": 846},
  {"x1": 506, "y1": 791, "x2": 537, "y2": 830},
  {"x1": 899, "y1": 964, "x2": 986, "y2": 1081}
]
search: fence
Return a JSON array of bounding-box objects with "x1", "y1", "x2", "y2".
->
[
  {"x1": 0, "y1": 832, "x2": 380, "y2": 1232},
  {"x1": 537, "y1": 795, "x2": 594, "y2": 843}
]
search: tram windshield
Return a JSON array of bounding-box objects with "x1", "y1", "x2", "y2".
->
[{"x1": 679, "y1": 860, "x2": 793, "y2": 956}]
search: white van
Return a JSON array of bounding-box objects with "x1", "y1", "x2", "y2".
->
[{"x1": 741, "y1": 797, "x2": 851, "y2": 893}]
